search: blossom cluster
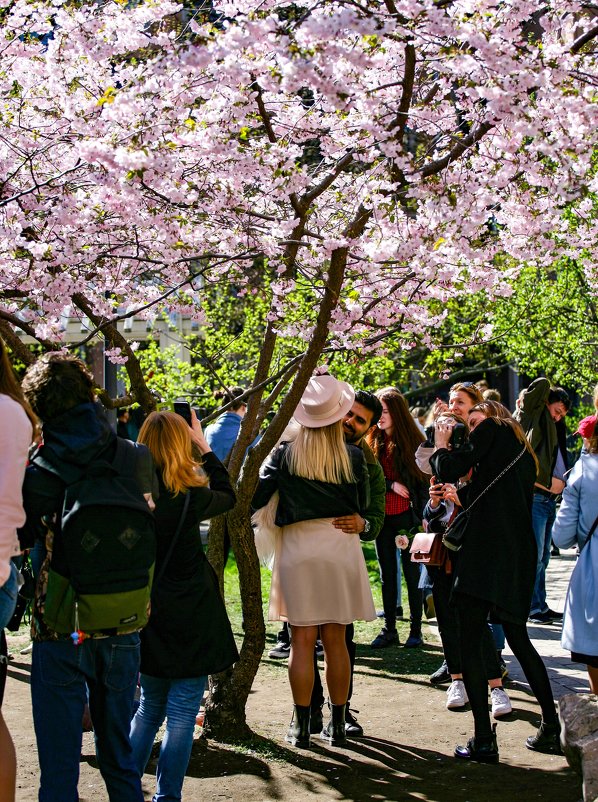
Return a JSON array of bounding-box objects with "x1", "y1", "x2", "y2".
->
[{"x1": 0, "y1": 0, "x2": 595, "y2": 351}]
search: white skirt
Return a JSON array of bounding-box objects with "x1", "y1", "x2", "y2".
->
[{"x1": 268, "y1": 517, "x2": 377, "y2": 626}]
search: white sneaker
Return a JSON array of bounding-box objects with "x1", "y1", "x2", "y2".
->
[
  {"x1": 491, "y1": 687, "x2": 512, "y2": 718},
  {"x1": 446, "y1": 680, "x2": 469, "y2": 709},
  {"x1": 267, "y1": 642, "x2": 290, "y2": 659},
  {"x1": 20, "y1": 642, "x2": 33, "y2": 655}
]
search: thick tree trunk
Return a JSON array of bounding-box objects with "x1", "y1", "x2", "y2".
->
[
  {"x1": 205, "y1": 249, "x2": 352, "y2": 741},
  {"x1": 204, "y1": 492, "x2": 265, "y2": 741}
]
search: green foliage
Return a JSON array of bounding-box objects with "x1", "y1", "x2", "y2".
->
[
  {"x1": 125, "y1": 250, "x2": 597, "y2": 419},
  {"x1": 490, "y1": 260, "x2": 598, "y2": 390}
]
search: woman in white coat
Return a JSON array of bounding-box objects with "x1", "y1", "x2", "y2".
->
[{"x1": 552, "y1": 406, "x2": 598, "y2": 693}]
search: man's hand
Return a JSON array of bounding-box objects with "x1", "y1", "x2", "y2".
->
[{"x1": 332, "y1": 513, "x2": 366, "y2": 534}]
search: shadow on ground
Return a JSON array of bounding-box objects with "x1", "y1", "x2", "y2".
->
[{"x1": 131, "y1": 732, "x2": 579, "y2": 802}]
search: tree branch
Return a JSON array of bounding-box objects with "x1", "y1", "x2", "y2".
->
[
  {"x1": 0, "y1": 310, "x2": 61, "y2": 351},
  {"x1": 71, "y1": 293, "x2": 158, "y2": 412},
  {"x1": 571, "y1": 23, "x2": 598, "y2": 53},
  {"x1": 386, "y1": 41, "x2": 416, "y2": 139},
  {"x1": 0, "y1": 161, "x2": 83, "y2": 208},
  {"x1": 0, "y1": 319, "x2": 36, "y2": 365},
  {"x1": 420, "y1": 121, "x2": 494, "y2": 177}
]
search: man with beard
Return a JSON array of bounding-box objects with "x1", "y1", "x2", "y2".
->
[{"x1": 309, "y1": 390, "x2": 386, "y2": 737}]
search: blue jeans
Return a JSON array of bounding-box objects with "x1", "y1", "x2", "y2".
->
[
  {"x1": 0, "y1": 562, "x2": 19, "y2": 629},
  {"x1": 31, "y1": 635, "x2": 143, "y2": 802},
  {"x1": 530, "y1": 493, "x2": 557, "y2": 615},
  {"x1": 130, "y1": 673, "x2": 207, "y2": 802},
  {"x1": 490, "y1": 622, "x2": 505, "y2": 651}
]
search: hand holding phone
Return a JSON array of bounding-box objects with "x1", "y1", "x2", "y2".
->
[{"x1": 429, "y1": 476, "x2": 444, "y2": 508}]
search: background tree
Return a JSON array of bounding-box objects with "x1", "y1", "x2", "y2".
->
[{"x1": 1, "y1": 0, "x2": 597, "y2": 737}]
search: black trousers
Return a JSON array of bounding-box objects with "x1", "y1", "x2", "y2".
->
[
  {"x1": 310, "y1": 624, "x2": 355, "y2": 709},
  {"x1": 454, "y1": 592, "x2": 557, "y2": 738},
  {"x1": 375, "y1": 513, "x2": 422, "y2": 634},
  {"x1": 429, "y1": 567, "x2": 500, "y2": 679}
]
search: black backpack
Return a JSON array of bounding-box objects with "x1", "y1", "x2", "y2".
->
[{"x1": 33, "y1": 438, "x2": 156, "y2": 636}]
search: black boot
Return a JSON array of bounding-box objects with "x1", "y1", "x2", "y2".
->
[
  {"x1": 309, "y1": 704, "x2": 324, "y2": 735},
  {"x1": 321, "y1": 703, "x2": 347, "y2": 746},
  {"x1": 285, "y1": 705, "x2": 311, "y2": 748},
  {"x1": 454, "y1": 723, "x2": 499, "y2": 764},
  {"x1": 526, "y1": 720, "x2": 562, "y2": 754}
]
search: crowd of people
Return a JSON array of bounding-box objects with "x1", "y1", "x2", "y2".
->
[{"x1": 0, "y1": 339, "x2": 597, "y2": 800}]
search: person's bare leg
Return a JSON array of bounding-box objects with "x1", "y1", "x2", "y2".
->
[
  {"x1": 320, "y1": 623, "x2": 350, "y2": 705},
  {"x1": 587, "y1": 665, "x2": 598, "y2": 694},
  {"x1": 0, "y1": 711, "x2": 16, "y2": 802},
  {"x1": 287, "y1": 625, "x2": 318, "y2": 705}
]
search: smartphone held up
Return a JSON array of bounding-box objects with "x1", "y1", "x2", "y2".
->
[{"x1": 173, "y1": 400, "x2": 192, "y2": 427}]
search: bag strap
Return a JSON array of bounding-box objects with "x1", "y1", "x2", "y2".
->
[
  {"x1": 152, "y1": 491, "x2": 191, "y2": 590},
  {"x1": 579, "y1": 512, "x2": 598, "y2": 554},
  {"x1": 464, "y1": 445, "x2": 527, "y2": 516}
]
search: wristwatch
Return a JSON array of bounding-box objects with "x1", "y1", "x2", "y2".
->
[{"x1": 361, "y1": 519, "x2": 371, "y2": 535}]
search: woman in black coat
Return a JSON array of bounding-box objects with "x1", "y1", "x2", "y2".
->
[
  {"x1": 431, "y1": 401, "x2": 559, "y2": 763},
  {"x1": 130, "y1": 411, "x2": 238, "y2": 802}
]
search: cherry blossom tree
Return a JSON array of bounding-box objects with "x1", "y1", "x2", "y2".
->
[{"x1": 1, "y1": 0, "x2": 597, "y2": 737}]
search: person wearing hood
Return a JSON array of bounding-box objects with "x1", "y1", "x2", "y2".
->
[
  {"x1": 19, "y1": 353, "x2": 156, "y2": 802},
  {"x1": 204, "y1": 386, "x2": 249, "y2": 463}
]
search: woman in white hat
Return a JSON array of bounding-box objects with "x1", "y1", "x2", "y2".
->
[{"x1": 253, "y1": 373, "x2": 376, "y2": 748}]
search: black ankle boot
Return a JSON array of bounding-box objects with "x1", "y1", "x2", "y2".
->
[
  {"x1": 285, "y1": 705, "x2": 311, "y2": 748},
  {"x1": 309, "y1": 704, "x2": 324, "y2": 735},
  {"x1": 526, "y1": 720, "x2": 562, "y2": 754},
  {"x1": 321, "y1": 703, "x2": 347, "y2": 746},
  {"x1": 454, "y1": 723, "x2": 499, "y2": 763}
]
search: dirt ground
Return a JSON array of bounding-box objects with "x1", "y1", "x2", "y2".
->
[{"x1": 4, "y1": 624, "x2": 581, "y2": 802}]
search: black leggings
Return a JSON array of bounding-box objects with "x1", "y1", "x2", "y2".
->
[
  {"x1": 375, "y1": 513, "x2": 422, "y2": 634},
  {"x1": 454, "y1": 593, "x2": 557, "y2": 738},
  {"x1": 429, "y1": 567, "x2": 500, "y2": 679}
]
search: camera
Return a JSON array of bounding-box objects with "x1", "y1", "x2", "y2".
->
[{"x1": 424, "y1": 422, "x2": 468, "y2": 450}]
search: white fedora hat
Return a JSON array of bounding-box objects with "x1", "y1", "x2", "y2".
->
[{"x1": 293, "y1": 374, "x2": 355, "y2": 428}]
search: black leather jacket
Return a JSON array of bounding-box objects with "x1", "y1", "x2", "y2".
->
[{"x1": 252, "y1": 441, "x2": 370, "y2": 526}]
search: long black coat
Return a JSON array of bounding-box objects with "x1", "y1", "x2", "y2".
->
[
  {"x1": 430, "y1": 419, "x2": 537, "y2": 624},
  {"x1": 140, "y1": 452, "x2": 239, "y2": 678}
]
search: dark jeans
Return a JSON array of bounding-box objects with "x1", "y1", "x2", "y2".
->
[
  {"x1": 31, "y1": 635, "x2": 143, "y2": 802},
  {"x1": 454, "y1": 593, "x2": 557, "y2": 738},
  {"x1": 429, "y1": 567, "x2": 500, "y2": 679},
  {"x1": 311, "y1": 624, "x2": 355, "y2": 709},
  {"x1": 530, "y1": 493, "x2": 557, "y2": 615},
  {"x1": 375, "y1": 513, "x2": 422, "y2": 634}
]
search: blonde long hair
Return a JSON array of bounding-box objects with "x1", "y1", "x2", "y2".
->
[
  {"x1": 285, "y1": 420, "x2": 355, "y2": 484},
  {"x1": 138, "y1": 411, "x2": 208, "y2": 495}
]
